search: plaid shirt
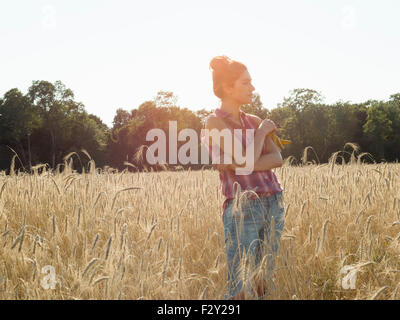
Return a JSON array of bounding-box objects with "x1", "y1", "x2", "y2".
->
[{"x1": 201, "y1": 108, "x2": 284, "y2": 212}]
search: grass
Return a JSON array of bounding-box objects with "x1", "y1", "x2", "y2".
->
[{"x1": 0, "y1": 152, "x2": 399, "y2": 299}]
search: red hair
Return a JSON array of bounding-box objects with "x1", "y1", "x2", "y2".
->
[{"x1": 209, "y1": 55, "x2": 247, "y2": 99}]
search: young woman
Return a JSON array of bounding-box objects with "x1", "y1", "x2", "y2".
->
[{"x1": 202, "y1": 55, "x2": 286, "y2": 300}]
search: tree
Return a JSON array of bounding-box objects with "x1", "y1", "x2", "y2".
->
[
  {"x1": 279, "y1": 88, "x2": 324, "y2": 113},
  {"x1": 241, "y1": 92, "x2": 269, "y2": 119},
  {"x1": 0, "y1": 88, "x2": 41, "y2": 171},
  {"x1": 25, "y1": 80, "x2": 108, "y2": 171},
  {"x1": 363, "y1": 102, "x2": 393, "y2": 161},
  {"x1": 112, "y1": 109, "x2": 132, "y2": 130},
  {"x1": 389, "y1": 93, "x2": 400, "y2": 105},
  {"x1": 279, "y1": 89, "x2": 324, "y2": 144},
  {"x1": 362, "y1": 100, "x2": 400, "y2": 162},
  {"x1": 154, "y1": 91, "x2": 178, "y2": 108},
  {"x1": 109, "y1": 91, "x2": 205, "y2": 170},
  {"x1": 27, "y1": 80, "x2": 78, "y2": 169},
  {"x1": 195, "y1": 108, "x2": 213, "y2": 125}
]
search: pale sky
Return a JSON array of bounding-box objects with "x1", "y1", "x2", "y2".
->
[{"x1": 1, "y1": 0, "x2": 399, "y2": 128}]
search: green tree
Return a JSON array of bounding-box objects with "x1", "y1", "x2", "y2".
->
[
  {"x1": 0, "y1": 88, "x2": 41, "y2": 171},
  {"x1": 363, "y1": 101, "x2": 393, "y2": 161},
  {"x1": 109, "y1": 91, "x2": 204, "y2": 170},
  {"x1": 112, "y1": 108, "x2": 132, "y2": 130},
  {"x1": 241, "y1": 92, "x2": 269, "y2": 119},
  {"x1": 26, "y1": 80, "x2": 109, "y2": 171},
  {"x1": 363, "y1": 99, "x2": 400, "y2": 161},
  {"x1": 27, "y1": 80, "x2": 76, "y2": 169},
  {"x1": 195, "y1": 108, "x2": 213, "y2": 125}
]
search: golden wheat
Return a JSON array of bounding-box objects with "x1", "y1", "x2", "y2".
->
[{"x1": 0, "y1": 154, "x2": 399, "y2": 299}]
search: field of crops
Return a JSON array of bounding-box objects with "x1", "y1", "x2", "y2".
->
[{"x1": 0, "y1": 158, "x2": 399, "y2": 300}]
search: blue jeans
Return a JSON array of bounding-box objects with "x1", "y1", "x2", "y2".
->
[{"x1": 222, "y1": 191, "x2": 285, "y2": 299}]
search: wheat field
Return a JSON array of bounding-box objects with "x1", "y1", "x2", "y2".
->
[{"x1": 0, "y1": 152, "x2": 400, "y2": 300}]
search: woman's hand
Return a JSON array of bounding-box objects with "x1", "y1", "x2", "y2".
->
[{"x1": 259, "y1": 119, "x2": 278, "y2": 136}]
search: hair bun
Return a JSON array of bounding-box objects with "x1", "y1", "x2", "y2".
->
[{"x1": 209, "y1": 55, "x2": 231, "y2": 72}]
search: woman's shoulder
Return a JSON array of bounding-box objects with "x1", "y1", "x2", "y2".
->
[
  {"x1": 204, "y1": 113, "x2": 228, "y2": 130},
  {"x1": 244, "y1": 113, "x2": 262, "y2": 126}
]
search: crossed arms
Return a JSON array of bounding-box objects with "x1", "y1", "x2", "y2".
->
[{"x1": 204, "y1": 114, "x2": 283, "y2": 172}]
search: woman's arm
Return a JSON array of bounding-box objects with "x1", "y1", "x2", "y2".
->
[
  {"x1": 252, "y1": 151, "x2": 283, "y2": 171},
  {"x1": 205, "y1": 115, "x2": 269, "y2": 167},
  {"x1": 231, "y1": 139, "x2": 283, "y2": 171}
]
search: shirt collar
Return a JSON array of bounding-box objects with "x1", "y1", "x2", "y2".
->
[{"x1": 214, "y1": 108, "x2": 246, "y2": 127}]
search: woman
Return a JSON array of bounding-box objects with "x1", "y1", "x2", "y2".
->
[{"x1": 202, "y1": 55, "x2": 286, "y2": 300}]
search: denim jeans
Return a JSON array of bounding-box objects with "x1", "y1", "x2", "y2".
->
[{"x1": 222, "y1": 191, "x2": 285, "y2": 299}]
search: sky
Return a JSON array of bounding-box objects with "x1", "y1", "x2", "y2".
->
[{"x1": 1, "y1": 0, "x2": 399, "y2": 128}]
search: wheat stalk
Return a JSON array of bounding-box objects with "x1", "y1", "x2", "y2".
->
[
  {"x1": 93, "y1": 276, "x2": 110, "y2": 286},
  {"x1": 82, "y1": 258, "x2": 99, "y2": 278},
  {"x1": 105, "y1": 236, "x2": 112, "y2": 260},
  {"x1": 0, "y1": 181, "x2": 7, "y2": 200},
  {"x1": 111, "y1": 187, "x2": 142, "y2": 210},
  {"x1": 319, "y1": 220, "x2": 329, "y2": 252},
  {"x1": 370, "y1": 286, "x2": 388, "y2": 300}
]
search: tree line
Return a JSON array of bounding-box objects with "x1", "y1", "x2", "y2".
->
[{"x1": 1, "y1": 80, "x2": 399, "y2": 174}]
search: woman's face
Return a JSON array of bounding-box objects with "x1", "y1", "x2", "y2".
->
[{"x1": 223, "y1": 70, "x2": 255, "y2": 105}]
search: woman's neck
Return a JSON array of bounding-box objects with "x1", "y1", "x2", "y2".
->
[{"x1": 220, "y1": 100, "x2": 241, "y2": 123}]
